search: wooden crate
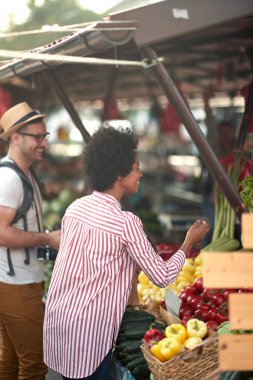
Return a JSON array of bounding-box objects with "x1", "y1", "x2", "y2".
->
[
  {"x1": 229, "y1": 293, "x2": 253, "y2": 330},
  {"x1": 219, "y1": 335, "x2": 253, "y2": 371},
  {"x1": 242, "y1": 213, "x2": 253, "y2": 249},
  {"x1": 203, "y1": 252, "x2": 253, "y2": 288},
  {"x1": 203, "y1": 214, "x2": 253, "y2": 371}
]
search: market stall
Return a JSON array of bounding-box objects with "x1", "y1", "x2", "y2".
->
[{"x1": 0, "y1": 1, "x2": 253, "y2": 378}]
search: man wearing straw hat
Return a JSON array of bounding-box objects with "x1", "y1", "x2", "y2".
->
[{"x1": 0, "y1": 102, "x2": 61, "y2": 380}]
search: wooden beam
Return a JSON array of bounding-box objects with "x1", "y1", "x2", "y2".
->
[{"x1": 43, "y1": 69, "x2": 91, "y2": 143}]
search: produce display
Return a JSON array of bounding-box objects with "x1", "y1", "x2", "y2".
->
[
  {"x1": 137, "y1": 252, "x2": 203, "y2": 305},
  {"x1": 114, "y1": 307, "x2": 166, "y2": 379},
  {"x1": 144, "y1": 318, "x2": 209, "y2": 362},
  {"x1": 42, "y1": 166, "x2": 252, "y2": 378},
  {"x1": 172, "y1": 277, "x2": 253, "y2": 332},
  {"x1": 167, "y1": 254, "x2": 203, "y2": 294}
]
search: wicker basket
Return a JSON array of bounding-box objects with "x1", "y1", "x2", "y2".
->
[{"x1": 141, "y1": 335, "x2": 219, "y2": 380}]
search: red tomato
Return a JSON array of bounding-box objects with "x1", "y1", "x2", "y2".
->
[
  {"x1": 202, "y1": 289, "x2": 217, "y2": 301},
  {"x1": 144, "y1": 328, "x2": 165, "y2": 347},
  {"x1": 206, "y1": 300, "x2": 217, "y2": 309},
  {"x1": 178, "y1": 290, "x2": 188, "y2": 303},
  {"x1": 216, "y1": 312, "x2": 228, "y2": 325},
  {"x1": 160, "y1": 299, "x2": 166, "y2": 310},
  {"x1": 217, "y1": 303, "x2": 229, "y2": 314},
  {"x1": 215, "y1": 305, "x2": 229, "y2": 325},
  {"x1": 188, "y1": 295, "x2": 202, "y2": 311},
  {"x1": 186, "y1": 294, "x2": 195, "y2": 307},
  {"x1": 213, "y1": 294, "x2": 224, "y2": 306},
  {"x1": 184, "y1": 285, "x2": 198, "y2": 297},
  {"x1": 179, "y1": 305, "x2": 193, "y2": 319},
  {"x1": 207, "y1": 308, "x2": 217, "y2": 321},
  {"x1": 197, "y1": 304, "x2": 209, "y2": 311},
  {"x1": 206, "y1": 320, "x2": 219, "y2": 331},
  {"x1": 194, "y1": 307, "x2": 209, "y2": 322},
  {"x1": 195, "y1": 277, "x2": 204, "y2": 293}
]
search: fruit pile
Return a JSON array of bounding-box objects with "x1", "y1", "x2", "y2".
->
[
  {"x1": 144, "y1": 319, "x2": 209, "y2": 362},
  {"x1": 175, "y1": 277, "x2": 252, "y2": 329},
  {"x1": 167, "y1": 254, "x2": 203, "y2": 294},
  {"x1": 137, "y1": 253, "x2": 204, "y2": 305},
  {"x1": 137, "y1": 271, "x2": 167, "y2": 304}
]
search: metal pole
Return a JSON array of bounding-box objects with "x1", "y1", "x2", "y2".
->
[
  {"x1": 43, "y1": 70, "x2": 91, "y2": 143},
  {"x1": 144, "y1": 47, "x2": 246, "y2": 220},
  {"x1": 236, "y1": 79, "x2": 253, "y2": 150}
]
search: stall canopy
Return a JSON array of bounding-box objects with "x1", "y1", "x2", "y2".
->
[
  {"x1": 0, "y1": 0, "x2": 252, "y2": 219},
  {"x1": 0, "y1": 0, "x2": 252, "y2": 105}
]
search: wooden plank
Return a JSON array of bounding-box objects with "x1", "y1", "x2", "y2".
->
[
  {"x1": 229, "y1": 293, "x2": 253, "y2": 330},
  {"x1": 203, "y1": 253, "x2": 253, "y2": 288},
  {"x1": 242, "y1": 213, "x2": 253, "y2": 249},
  {"x1": 219, "y1": 335, "x2": 253, "y2": 370}
]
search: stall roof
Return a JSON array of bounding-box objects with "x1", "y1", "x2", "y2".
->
[{"x1": 0, "y1": 0, "x2": 252, "y2": 106}]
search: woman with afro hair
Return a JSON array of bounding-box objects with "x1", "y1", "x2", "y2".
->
[{"x1": 43, "y1": 126, "x2": 209, "y2": 380}]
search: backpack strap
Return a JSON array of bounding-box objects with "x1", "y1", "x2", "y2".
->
[
  {"x1": 6, "y1": 249, "x2": 15, "y2": 276},
  {"x1": 0, "y1": 161, "x2": 34, "y2": 223},
  {"x1": 0, "y1": 160, "x2": 34, "y2": 276}
]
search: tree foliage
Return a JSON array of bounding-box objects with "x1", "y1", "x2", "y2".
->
[{"x1": 1, "y1": 0, "x2": 101, "y2": 51}]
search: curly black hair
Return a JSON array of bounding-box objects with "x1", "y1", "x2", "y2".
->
[{"x1": 83, "y1": 126, "x2": 138, "y2": 191}]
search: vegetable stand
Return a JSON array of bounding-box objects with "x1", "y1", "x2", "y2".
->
[{"x1": 203, "y1": 213, "x2": 253, "y2": 371}]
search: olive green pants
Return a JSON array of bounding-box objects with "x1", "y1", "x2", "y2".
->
[{"x1": 0, "y1": 282, "x2": 47, "y2": 380}]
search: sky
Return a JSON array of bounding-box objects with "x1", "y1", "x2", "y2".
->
[{"x1": 0, "y1": 0, "x2": 122, "y2": 30}]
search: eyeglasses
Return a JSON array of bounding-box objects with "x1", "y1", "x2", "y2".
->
[{"x1": 18, "y1": 132, "x2": 50, "y2": 144}]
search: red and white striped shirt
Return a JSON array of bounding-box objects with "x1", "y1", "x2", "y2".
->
[{"x1": 43, "y1": 191, "x2": 185, "y2": 377}]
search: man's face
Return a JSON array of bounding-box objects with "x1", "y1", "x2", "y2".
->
[{"x1": 15, "y1": 120, "x2": 49, "y2": 163}]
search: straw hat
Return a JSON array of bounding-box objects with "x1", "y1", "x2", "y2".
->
[{"x1": 0, "y1": 102, "x2": 46, "y2": 141}]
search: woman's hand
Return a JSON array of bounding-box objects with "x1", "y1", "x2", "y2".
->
[{"x1": 180, "y1": 220, "x2": 209, "y2": 256}]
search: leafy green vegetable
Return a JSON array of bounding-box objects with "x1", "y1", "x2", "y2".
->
[
  {"x1": 217, "y1": 321, "x2": 253, "y2": 336},
  {"x1": 240, "y1": 176, "x2": 253, "y2": 212},
  {"x1": 217, "y1": 321, "x2": 231, "y2": 335}
]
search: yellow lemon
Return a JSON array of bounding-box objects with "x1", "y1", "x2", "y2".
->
[{"x1": 138, "y1": 271, "x2": 150, "y2": 285}]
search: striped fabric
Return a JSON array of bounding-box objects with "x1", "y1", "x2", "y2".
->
[{"x1": 43, "y1": 191, "x2": 186, "y2": 378}]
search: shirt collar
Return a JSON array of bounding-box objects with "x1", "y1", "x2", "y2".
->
[{"x1": 93, "y1": 191, "x2": 121, "y2": 209}]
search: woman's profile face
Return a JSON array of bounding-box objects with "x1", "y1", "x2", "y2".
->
[{"x1": 121, "y1": 158, "x2": 143, "y2": 195}]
